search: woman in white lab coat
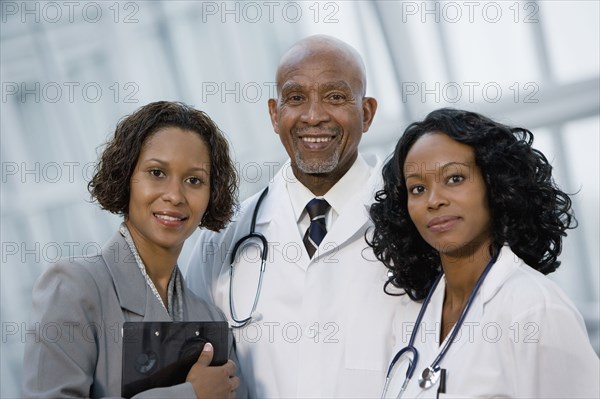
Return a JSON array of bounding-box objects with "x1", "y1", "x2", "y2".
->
[{"x1": 369, "y1": 108, "x2": 599, "y2": 398}]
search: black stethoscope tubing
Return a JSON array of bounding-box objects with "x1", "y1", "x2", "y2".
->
[
  {"x1": 228, "y1": 187, "x2": 269, "y2": 328},
  {"x1": 382, "y1": 254, "x2": 498, "y2": 398}
]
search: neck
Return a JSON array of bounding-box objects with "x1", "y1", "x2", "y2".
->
[
  {"x1": 441, "y1": 247, "x2": 492, "y2": 303},
  {"x1": 439, "y1": 245, "x2": 493, "y2": 342},
  {"x1": 125, "y1": 222, "x2": 180, "y2": 302},
  {"x1": 294, "y1": 171, "x2": 339, "y2": 196},
  {"x1": 292, "y1": 157, "x2": 355, "y2": 196},
  {"x1": 143, "y1": 253, "x2": 177, "y2": 303},
  {"x1": 440, "y1": 242, "x2": 494, "y2": 311}
]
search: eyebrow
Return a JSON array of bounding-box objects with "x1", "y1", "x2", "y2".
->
[
  {"x1": 404, "y1": 161, "x2": 471, "y2": 180},
  {"x1": 441, "y1": 161, "x2": 471, "y2": 172},
  {"x1": 143, "y1": 158, "x2": 210, "y2": 174},
  {"x1": 280, "y1": 82, "x2": 304, "y2": 94}
]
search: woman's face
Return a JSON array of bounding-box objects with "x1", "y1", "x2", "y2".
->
[
  {"x1": 126, "y1": 127, "x2": 211, "y2": 255},
  {"x1": 403, "y1": 132, "x2": 492, "y2": 258}
]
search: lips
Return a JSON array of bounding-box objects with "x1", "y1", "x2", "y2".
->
[
  {"x1": 154, "y1": 211, "x2": 187, "y2": 227},
  {"x1": 295, "y1": 127, "x2": 338, "y2": 149},
  {"x1": 427, "y1": 216, "x2": 460, "y2": 233}
]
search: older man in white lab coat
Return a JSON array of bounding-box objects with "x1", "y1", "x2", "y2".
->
[{"x1": 186, "y1": 35, "x2": 401, "y2": 398}]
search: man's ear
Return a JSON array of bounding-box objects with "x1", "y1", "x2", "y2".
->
[
  {"x1": 268, "y1": 98, "x2": 279, "y2": 134},
  {"x1": 361, "y1": 97, "x2": 378, "y2": 132}
]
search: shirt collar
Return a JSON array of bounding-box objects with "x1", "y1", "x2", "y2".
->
[
  {"x1": 479, "y1": 245, "x2": 523, "y2": 303},
  {"x1": 287, "y1": 154, "x2": 370, "y2": 223}
]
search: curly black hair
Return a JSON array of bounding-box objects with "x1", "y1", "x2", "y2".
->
[
  {"x1": 368, "y1": 108, "x2": 576, "y2": 300},
  {"x1": 88, "y1": 101, "x2": 238, "y2": 232}
]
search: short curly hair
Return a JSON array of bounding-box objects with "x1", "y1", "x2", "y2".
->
[
  {"x1": 368, "y1": 108, "x2": 576, "y2": 300},
  {"x1": 88, "y1": 101, "x2": 238, "y2": 232}
]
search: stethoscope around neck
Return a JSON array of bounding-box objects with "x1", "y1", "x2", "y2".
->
[
  {"x1": 228, "y1": 187, "x2": 269, "y2": 328},
  {"x1": 381, "y1": 254, "x2": 498, "y2": 399}
]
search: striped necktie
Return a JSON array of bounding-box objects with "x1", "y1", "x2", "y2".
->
[{"x1": 303, "y1": 198, "x2": 331, "y2": 258}]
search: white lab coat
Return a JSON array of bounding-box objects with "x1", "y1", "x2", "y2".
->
[
  {"x1": 186, "y1": 156, "x2": 402, "y2": 398},
  {"x1": 384, "y1": 246, "x2": 600, "y2": 399}
]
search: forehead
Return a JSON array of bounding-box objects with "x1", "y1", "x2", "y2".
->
[
  {"x1": 277, "y1": 51, "x2": 364, "y2": 94},
  {"x1": 404, "y1": 133, "x2": 475, "y2": 169},
  {"x1": 140, "y1": 127, "x2": 209, "y2": 158}
]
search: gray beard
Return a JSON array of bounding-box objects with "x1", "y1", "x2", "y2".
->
[
  {"x1": 293, "y1": 144, "x2": 341, "y2": 174},
  {"x1": 292, "y1": 126, "x2": 341, "y2": 174}
]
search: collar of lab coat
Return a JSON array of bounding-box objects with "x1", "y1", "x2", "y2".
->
[
  {"x1": 247, "y1": 153, "x2": 383, "y2": 268},
  {"x1": 287, "y1": 154, "x2": 373, "y2": 227},
  {"x1": 100, "y1": 231, "x2": 172, "y2": 321},
  {"x1": 428, "y1": 245, "x2": 523, "y2": 354},
  {"x1": 479, "y1": 245, "x2": 523, "y2": 304}
]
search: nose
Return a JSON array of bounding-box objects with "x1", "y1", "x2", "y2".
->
[
  {"x1": 300, "y1": 97, "x2": 330, "y2": 125},
  {"x1": 161, "y1": 178, "x2": 185, "y2": 205},
  {"x1": 427, "y1": 186, "x2": 449, "y2": 210}
]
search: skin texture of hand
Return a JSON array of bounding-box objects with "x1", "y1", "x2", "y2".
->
[{"x1": 186, "y1": 343, "x2": 240, "y2": 399}]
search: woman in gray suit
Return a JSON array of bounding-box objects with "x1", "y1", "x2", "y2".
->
[{"x1": 22, "y1": 101, "x2": 245, "y2": 398}]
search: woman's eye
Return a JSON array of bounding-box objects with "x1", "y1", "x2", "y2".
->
[
  {"x1": 186, "y1": 176, "x2": 207, "y2": 186},
  {"x1": 409, "y1": 185, "x2": 425, "y2": 195},
  {"x1": 149, "y1": 169, "x2": 164, "y2": 178},
  {"x1": 447, "y1": 175, "x2": 465, "y2": 184}
]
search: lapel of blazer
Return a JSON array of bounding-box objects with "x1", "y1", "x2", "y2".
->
[{"x1": 101, "y1": 231, "x2": 148, "y2": 317}]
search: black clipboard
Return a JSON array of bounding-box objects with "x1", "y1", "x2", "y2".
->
[{"x1": 121, "y1": 321, "x2": 229, "y2": 398}]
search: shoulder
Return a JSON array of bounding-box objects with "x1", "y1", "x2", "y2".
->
[
  {"x1": 31, "y1": 233, "x2": 126, "y2": 311},
  {"x1": 185, "y1": 190, "x2": 266, "y2": 294},
  {"x1": 510, "y1": 266, "x2": 583, "y2": 321},
  {"x1": 504, "y1": 262, "x2": 577, "y2": 310},
  {"x1": 487, "y1": 249, "x2": 584, "y2": 325},
  {"x1": 29, "y1": 256, "x2": 108, "y2": 330},
  {"x1": 34, "y1": 255, "x2": 105, "y2": 293},
  {"x1": 194, "y1": 188, "x2": 267, "y2": 247}
]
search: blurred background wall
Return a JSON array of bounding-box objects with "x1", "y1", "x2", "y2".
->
[{"x1": 1, "y1": 0, "x2": 598, "y2": 395}]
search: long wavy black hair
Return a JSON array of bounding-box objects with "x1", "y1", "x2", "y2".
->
[{"x1": 368, "y1": 108, "x2": 576, "y2": 301}]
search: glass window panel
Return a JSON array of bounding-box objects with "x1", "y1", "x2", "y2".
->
[
  {"x1": 404, "y1": 14, "x2": 448, "y2": 83},
  {"x1": 443, "y1": 1, "x2": 542, "y2": 84},
  {"x1": 539, "y1": 1, "x2": 600, "y2": 83},
  {"x1": 561, "y1": 116, "x2": 600, "y2": 300}
]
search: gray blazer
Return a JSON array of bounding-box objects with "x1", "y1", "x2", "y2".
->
[{"x1": 22, "y1": 232, "x2": 247, "y2": 398}]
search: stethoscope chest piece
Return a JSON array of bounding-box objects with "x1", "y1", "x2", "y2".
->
[{"x1": 418, "y1": 365, "x2": 440, "y2": 389}]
